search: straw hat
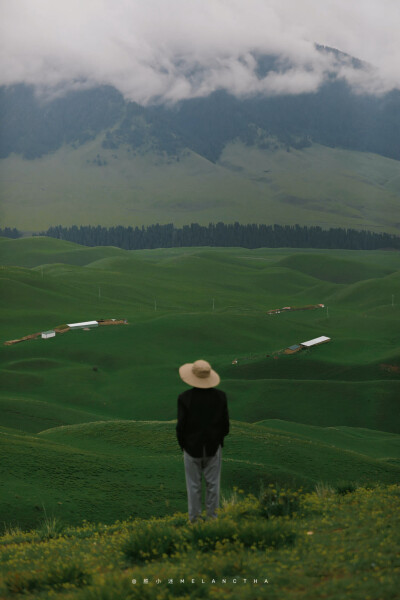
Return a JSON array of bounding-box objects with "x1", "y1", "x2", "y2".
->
[{"x1": 179, "y1": 359, "x2": 220, "y2": 389}]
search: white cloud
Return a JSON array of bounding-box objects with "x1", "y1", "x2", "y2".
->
[{"x1": 0, "y1": 0, "x2": 399, "y2": 104}]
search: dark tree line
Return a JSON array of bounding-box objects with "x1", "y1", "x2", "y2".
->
[
  {"x1": 0, "y1": 227, "x2": 22, "y2": 238},
  {"x1": 41, "y1": 223, "x2": 400, "y2": 251}
]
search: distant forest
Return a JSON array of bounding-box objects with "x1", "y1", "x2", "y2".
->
[
  {"x1": 39, "y1": 223, "x2": 400, "y2": 250},
  {"x1": 0, "y1": 227, "x2": 21, "y2": 239}
]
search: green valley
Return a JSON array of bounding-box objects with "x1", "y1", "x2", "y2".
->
[{"x1": 1, "y1": 237, "x2": 399, "y2": 530}]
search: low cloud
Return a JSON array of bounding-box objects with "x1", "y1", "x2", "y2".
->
[{"x1": 1, "y1": 0, "x2": 399, "y2": 104}]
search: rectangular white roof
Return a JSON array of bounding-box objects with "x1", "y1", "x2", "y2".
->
[
  {"x1": 67, "y1": 321, "x2": 98, "y2": 328},
  {"x1": 301, "y1": 336, "x2": 331, "y2": 347}
]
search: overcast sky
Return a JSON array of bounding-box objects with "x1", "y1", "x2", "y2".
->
[{"x1": 1, "y1": 0, "x2": 399, "y2": 104}]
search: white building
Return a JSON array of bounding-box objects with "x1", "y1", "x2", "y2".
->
[
  {"x1": 41, "y1": 330, "x2": 55, "y2": 339},
  {"x1": 67, "y1": 321, "x2": 98, "y2": 329},
  {"x1": 300, "y1": 336, "x2": 331, "y2": 348}
]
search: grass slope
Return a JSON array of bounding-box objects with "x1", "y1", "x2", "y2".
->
[
  {"x1": 278, "y1": 253, "x2": 393, "y2": 284},
  {"x1": 0, "y1": 236, "x2": 126, "y2": 268},
  {"x1": 0, "y1": 419, "x2": 399, "y2": 529},
  {"x1": 254, "y1": 419, "x2": 400, "y2": 460},
  {"x1": 1, "y1": 241, "x2": 399, "y2": 431},
  {"x1": 1, "y1": 239, "x2": 399, "y2": 527},
  {"x1": 0, "y1": 485, "x2": 399, "y2": 600},
  {"x1": 0, "y1": 138, "x2": 399, "y2": 232}
]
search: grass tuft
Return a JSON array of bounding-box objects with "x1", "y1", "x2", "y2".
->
[
  {"x1": 121, "y1": 523, "x2": 184, "y2": 564},
  {"x1": 315, "y1": 481, "x2": 335, "y2": 498},
  {"x1": 258, "y1": 482, "x2": 301, "y2": 518},
  {"x1": 37, "y1": 504, "x2": 64, "y2": 540},
  {"x1": 335, "y1": 480, "x2": 359, "y2": 495},
  {"x1": 5, "y1": 564, "x2": 90, "y2": 594},
  {"x1": 1, "y1": 523, "x2": 23, "y2": 537}
]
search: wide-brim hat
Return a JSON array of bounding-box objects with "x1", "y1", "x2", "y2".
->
[{"x1": 179, "y1": 359, "x2": 220, "y2": 389}]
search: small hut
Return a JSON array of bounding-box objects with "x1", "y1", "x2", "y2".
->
[
  {"x1": 41, "y1": 330, "x2": 55, "y2": 339},
  {"x1": 284, "y1": 344, "x2": 302, "y2": 355}
]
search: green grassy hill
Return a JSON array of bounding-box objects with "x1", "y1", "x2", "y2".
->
[
  {"x1": 0, "y1": 419, "x2": 399, "y2": 530},
  {"x1": 277, "y1": 253, "x2": 394, "y2": 283},
  {"x1": 1, "y1": 238, "x2": 399, "y2": 529},
  {"x1": 1, "y1": 139, "x2": 399, "y2": 233},
  {"x1": 0, "y1": 484, "x2": 399, "y2": 600},
  {"x1": 0, "y1": 236, "x2": 126, "y2": 268},
  {"x1": 255, "y1": 419, "x2": 400, "y2": 460}
]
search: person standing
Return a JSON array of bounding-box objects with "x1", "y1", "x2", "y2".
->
[{"x1": 176, "y1": 359, "x2": 230, "y2": 524}]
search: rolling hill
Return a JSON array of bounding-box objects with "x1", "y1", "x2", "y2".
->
[
  {"x1": 1, "y1": 419, "x2": 399, "y2": 529},
  {"x1": 1, "y1": 238, "x2": 399, "y2": 528}
]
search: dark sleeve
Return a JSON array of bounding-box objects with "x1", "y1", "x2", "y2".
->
[
  {"x1": 176, "y1": 394, "x2": 185, "y2": 451},
  {"x1": 221, "y1": 392, "x2": 230, "y2": 442}
]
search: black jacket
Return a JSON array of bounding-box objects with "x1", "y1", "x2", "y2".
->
[{"x1": 176, "y1": 387, "x2": 230, "y2": 458}]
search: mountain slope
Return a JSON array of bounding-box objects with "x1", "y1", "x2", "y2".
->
[
  {"x1": 1, "y1": 138, "x2": 399, "y2": 232},
  {"x1": 0, "y1": 76, "x2": 399, "y2": 232}
]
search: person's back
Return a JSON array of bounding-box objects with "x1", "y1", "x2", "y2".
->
[{"x1": 177, "y1": 386, "x2": 229, "y2": 458}]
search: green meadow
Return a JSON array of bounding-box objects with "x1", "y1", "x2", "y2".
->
[
  {"x1": 1, "y1": 236, "x2": 400, "y2": 599},
  {"x1": 1, "y1": 485, "x2": 399, "y2": 600},
  {"x1": 0, "y1": 236, "x2": 399, "y2": 533}
]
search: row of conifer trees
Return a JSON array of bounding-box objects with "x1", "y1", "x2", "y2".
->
[{"x1": 40, "y1": 222, "x2": 400, "y2": 250}]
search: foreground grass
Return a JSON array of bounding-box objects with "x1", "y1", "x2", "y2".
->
[{"x1": 0, "y1": 484, "x2": 399, "y2": 599}]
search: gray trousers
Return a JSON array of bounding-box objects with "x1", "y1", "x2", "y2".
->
[{"x1": 183, "y1": 445, "x2": 222, "y2": 523}]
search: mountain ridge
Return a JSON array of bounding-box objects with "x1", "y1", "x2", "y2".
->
[
  {"x1": 1, "y1": 50, "x2": 399, "y2": 232},
  {"x1": 1, "y1": 76, "x2": 399, "y2": 163}
]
